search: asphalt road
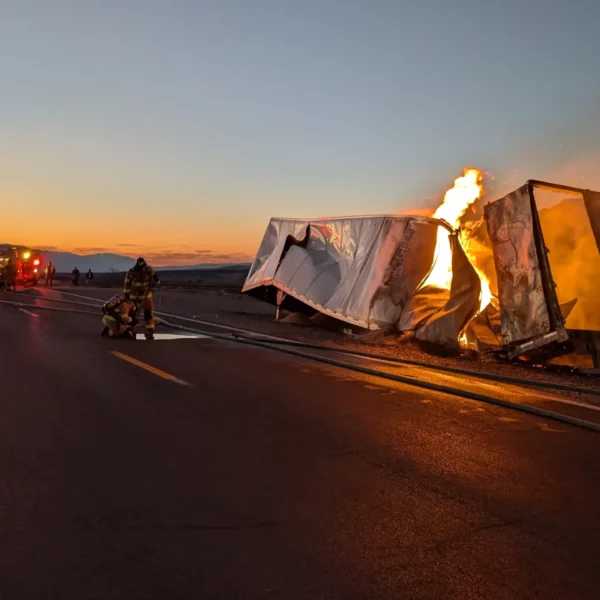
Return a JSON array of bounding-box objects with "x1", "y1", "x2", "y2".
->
[{"x1": 1, "y1": 290, "x2": 600, "y2": 599}]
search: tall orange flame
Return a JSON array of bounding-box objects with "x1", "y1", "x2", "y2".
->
[
  {"x1": 420, "y1": 168, "x2": 492, "y2": 313},
  {"x1": 433, "y1": 168, "x2": 483, "y2": 229}
]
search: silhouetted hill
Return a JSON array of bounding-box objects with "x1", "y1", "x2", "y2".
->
[{"x1": 0, "y1": 245, "x2": 250, "y2": 273}]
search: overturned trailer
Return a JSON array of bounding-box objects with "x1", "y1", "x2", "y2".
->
[
  {"x1": 243, "y1": 215, "x2": 483, "y2": 349},
  {"x1": 243, "y1": 180, "x2": 600, "y2": 367},
  {"x1": 243, "y1": 215, "x2": 437, "y2": 329}
]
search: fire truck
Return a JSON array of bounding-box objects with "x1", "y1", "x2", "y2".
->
[{"x1": 0, "y1": 246, "x2": 43, "y2": 287}]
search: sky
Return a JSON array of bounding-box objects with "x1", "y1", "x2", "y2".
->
[{"x1": 1, "y1": 0, "x2": 599, "y2": 265}]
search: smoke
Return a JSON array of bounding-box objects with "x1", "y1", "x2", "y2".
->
[
  {"x1": 463, "y1": 99, "x2": 600, "y2": 331},
  {"x1": 391, "y1": 99, "x2": 600, "y2": 335},
  {"x1": 460, "y1": 192, "x2": 600, "y2": 332},
  {"x1": 396, "y1": 206, "x2": 435, "y2": 217},
  {"x1": 537, "y1": 194, "x2": 600, "y2": 331},
  {"x1": 486, "y1": 99, "x2": 600, "y2": 197}
]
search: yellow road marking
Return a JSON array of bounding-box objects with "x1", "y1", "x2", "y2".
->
[
  {"x1": 538, "y1": 423, "x2": 565, "y2": 433},
  {"x1": 111, "y1": 351, "x2": 193, "y2": 387}
]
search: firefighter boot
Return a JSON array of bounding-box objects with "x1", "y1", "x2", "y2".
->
[{"x1": 143, "y1": 304, "x2": 155, "y2": 340}]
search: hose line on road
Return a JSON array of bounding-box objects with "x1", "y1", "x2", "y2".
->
[
  {"x1": 0, "y1": 298, "x2": 98, "y2": 316},
  {"x1": 29, "y1": 289, "x2": 600, "y2": 398},
  {"x1": 157, "y1": 317, "x2": 600, "y2": 434},
  {"x1": 20, "y1": 295, "x2": 101, "y2": 309},
  {"x1": 15, "y1": 289, "x2": 600, "y2": 431},
  {"x1": 227, "y1": 333, "x2": 600, "y2": 398},
  {"x1": 35, "y1": 288, "x2": 293, "y2": 341},
  {"x1": 39, "y1": 289, "x2": 597, "y2": 392}
]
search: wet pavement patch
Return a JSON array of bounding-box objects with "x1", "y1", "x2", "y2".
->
[{"x1": 135, "y1": 333, "x2": 210, "y2": 341}]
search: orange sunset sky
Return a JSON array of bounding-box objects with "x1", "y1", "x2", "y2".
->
[{"x1": 2, "y1": 3, "x2": 599, "y2": 267}]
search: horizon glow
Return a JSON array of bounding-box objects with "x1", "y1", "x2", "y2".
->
[{"x1": 1, "y1": 1, "x2": 599, "y2": 264}]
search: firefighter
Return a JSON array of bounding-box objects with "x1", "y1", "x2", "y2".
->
[
  {"x1": 4, "y1": 258, "x2": 17, "y2": 292},
  {"x1": 45, "y1": 262, "x2": 56, "y2": 288},
  {"x1": 71, "y1": 267, "x2": 80, "y2": 286},
  {"x1": 124, "y1": 257, "x2": 160, "y2": 340},
  {"x1": 101, "y1": 295, "x2": 137, "y2": 338}
]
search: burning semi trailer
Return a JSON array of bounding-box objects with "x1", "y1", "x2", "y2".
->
[{"x1": 243, "y1": 171, "x2": 600, "y2": 370}]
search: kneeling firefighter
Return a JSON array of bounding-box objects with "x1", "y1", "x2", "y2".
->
[
  {"x1": 101, "y1": 295, "x2": 137, "y2": 338},
  {"x1": 124, "y1": 257, "x2": 160, "y2": 340}
]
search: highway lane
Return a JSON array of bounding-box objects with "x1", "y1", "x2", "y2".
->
[
  {"x1": 1, "y1": 298, "x2": 600, "y2": 599},
  {"x1": 27, "y1": 286, "x2": 600, "y2": 425}
]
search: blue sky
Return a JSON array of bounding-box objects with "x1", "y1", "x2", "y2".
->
[{"x1": 1, "y1": 0, "x2": 599, "y2": 262}]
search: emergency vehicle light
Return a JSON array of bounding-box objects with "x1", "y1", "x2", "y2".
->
[
  {"x1": 23, "y1": 251, "x2": 31, "y2": 259},
  {"x1": 33, "y1": 259, "x2": 40, "y2": 265}
]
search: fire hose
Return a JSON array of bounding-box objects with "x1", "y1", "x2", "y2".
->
[
  {"x1": 152, "y1": 316, "x2": 600, "y2": 433},
  {"x1": 8, "y1": 290, "x2": 600, "y2": 400},
  {"x1": 3, "y1": 293, "x2": 599, "y2": 432},
  {"x1": 227, "y1": 334, "x2": 600, "y2": 398},
  {"x1": 0, "y1": 298, "x2": 98, "y2": 316}
]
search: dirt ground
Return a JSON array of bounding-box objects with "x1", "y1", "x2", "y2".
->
[{"x1": 153, "y1": 288, "x2": 600, "y2": 398}]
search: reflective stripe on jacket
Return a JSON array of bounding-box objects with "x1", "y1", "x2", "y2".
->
[{"x1": 124, "y1": 266, "x2": 159, "y2": 299}]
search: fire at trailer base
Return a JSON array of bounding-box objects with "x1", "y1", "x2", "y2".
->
[{"x1": 412, "y1": 168, "x2": 494, "y2": 343}]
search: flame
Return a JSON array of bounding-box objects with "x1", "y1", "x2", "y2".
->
[
  {"x1": 420, "y1": 168, "x2": 491, "y2": 313},
  {"x1": 465, "y1": 254, "x2": 493, "y2": 311},
  {"x1": 433, "y1": 168, "x2": 483, "y2": 229},
  {"x1": 458, "y1": 222, "x2": 495, "y2": 312}
]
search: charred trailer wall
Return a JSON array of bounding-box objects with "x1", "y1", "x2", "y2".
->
[{"x1": 484, "y1": 184, "x2": 555, "y2": 346}]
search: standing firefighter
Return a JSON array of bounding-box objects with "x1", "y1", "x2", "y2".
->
[
  {"x1": 45, "y1": 262, "x2": 56, "y2": 288},
  {"x1": 124, "y1": 257, "x2": 160, "y2": 340},
  {"x1": 3, "y1": 258, "x2": 17, "y2": 292}
]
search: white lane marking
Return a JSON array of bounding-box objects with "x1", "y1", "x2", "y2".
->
[
  {"x1": 18, "y1": 308, "x2": 39, "y2": 318},
  {"x1": 134, "y1": 333, "x2": 210, "y2": 341}
]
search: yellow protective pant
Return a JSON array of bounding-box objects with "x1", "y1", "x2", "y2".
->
[
  {"x1": 102, "y1": 314, "x2": 131, "y2": 337},
  {"x1": 131, "y1": 292, "x2": 155, "y2": 334}
]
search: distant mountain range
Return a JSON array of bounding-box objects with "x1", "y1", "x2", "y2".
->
[{"x1": 0, "y1": 245, "x2": 251, "y2": 273}]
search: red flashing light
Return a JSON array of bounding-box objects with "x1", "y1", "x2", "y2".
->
[{"x1": 33, "y1": 259, "x2": 40, "y2": 265}]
